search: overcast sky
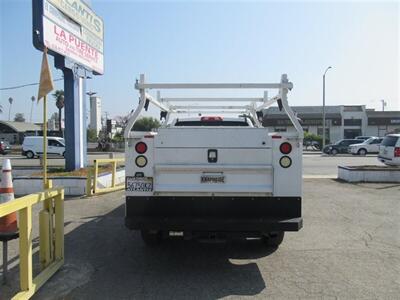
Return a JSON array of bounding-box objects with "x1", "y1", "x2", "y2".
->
[{"x1": 0, "y1": 0, "x2": 399, "y2": 123}]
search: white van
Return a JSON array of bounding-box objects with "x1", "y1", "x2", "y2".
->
[{"x1": 22, "y1": 136, "x2": 65, "y2": 159}]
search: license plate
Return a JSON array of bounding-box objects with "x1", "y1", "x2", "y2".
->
[
  {"x1": 126, "y1": 176, "x2": 153, "y2": 192},
  {"x1": 201, "y1": 174, "x2": 225, "y2": 184}
]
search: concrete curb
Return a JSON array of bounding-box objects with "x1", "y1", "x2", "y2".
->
[
  {"x1": 338, "y1": 165, "x2": 400, "y2": 183},
  {"x1": 13, "y1": 169, "x2": 125, "y2": 196}
]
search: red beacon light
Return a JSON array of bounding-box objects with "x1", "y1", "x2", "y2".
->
[
  {"x1": 201, "y1": 116, "x2": 223, "y2": 122},
  {"x1": 135, "y1": 142, "x2": 147, "y2": 154}
]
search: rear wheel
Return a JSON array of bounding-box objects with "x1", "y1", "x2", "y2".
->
[
  {"x1": 141, "y1": 230, "x2": 162, "y2": 246},
  {"x1": 26, "y1": 151, "x2": 34, "y2": 159},
  {"x1": 262, "y1": 231, "x2": 285, "y2": 247},
  {"x1": 358, "y1": 148, "x2": 367, "y2": 156},
  {"x1": 330, "y1": 149, "x2": 338, "y2": 155}
]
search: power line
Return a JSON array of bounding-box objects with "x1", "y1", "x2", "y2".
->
[{"x1": 0, "y1": 78, "x2": 64, "y2": 91}]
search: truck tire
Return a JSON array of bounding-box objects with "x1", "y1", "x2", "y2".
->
[
  {"x1": 141, "y1": 230, "x2": 161, "y2": 246},
  {"x1": 330, "y1": 149, "x2": 338, "y2": 155},
  {"x1": 358, "y1": 148, "x2": 367, "y2": 156},
  {"x1": 26, "y1": 151, "x2": 34, "y2": 159},
  {"x1": 263, "y1": 231, "x2": 285, "y2": 247}
]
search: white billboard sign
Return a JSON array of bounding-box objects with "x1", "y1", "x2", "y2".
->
[{"x1": 42, "y1": 0, "x2": 104, "y2": 74}]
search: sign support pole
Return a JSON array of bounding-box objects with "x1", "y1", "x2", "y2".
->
[
  {"x1": 55, "y1": 56, "x2": 87, "y2": 171},
  {"x1": 42, "y1": 95, "x2": 48, "y2": 187}
]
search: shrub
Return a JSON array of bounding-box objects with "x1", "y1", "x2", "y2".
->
[
  {"x1": 132, "y1": 117, "x2": 160, "y2": 131},
  {"x1": 303, "y1": 131, "x2": 329, "y2": 148}
]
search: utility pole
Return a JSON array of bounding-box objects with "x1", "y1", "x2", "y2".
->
[
  {"x1": 8, "y1": 97, "x2": 13, "y2": 121},
  {"x1": 30, "y1": 96, "x2": 35, "y2": 122},
  {"x1": 380, "y1": 99, "x2": 387, "y2": 112},
  {"x1": 322, "y1": 66, "x2": 332, "y2": 148}
]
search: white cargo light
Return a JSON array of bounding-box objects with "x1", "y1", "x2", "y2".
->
[
  {"x1": 279, "y1": 156, "x2": 292, "y2": 168},
  {"x1": 135, "y1": 155, "x2": 148, "y2": 168}
]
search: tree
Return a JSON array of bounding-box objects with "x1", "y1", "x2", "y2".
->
[
  {"x1": 0, "y1": 104, "x2": 2, "y2": 114},
  {"x1": 87, "y1": 128, "x2": 97, "y2": 142},
  {"x1": 303, "y1": 131, "x2": 329, "y2": 150},
  {"x1": 14, "y1": 113, "x2": 25, "y2": 122},
  {"x1": 132, "y1": 117, "x2": 160, "y2": 131},
  {"x1": 52, "y1": 90, "x2": 64, "y2": 135},
  {"x1": 115, "y1": 114, "x2": 130, "y2": 128}
]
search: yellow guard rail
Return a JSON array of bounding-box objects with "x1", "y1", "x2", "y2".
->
[
  {"x1": 86, "y1": 158, "x2": 125, "y2": 195},
  {"x1": 0, "y1": 186, "x2": 64, "y2": 300}
]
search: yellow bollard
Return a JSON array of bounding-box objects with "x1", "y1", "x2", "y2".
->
[
  {"x1": 86, "y1": 168, "x2": 93, "y2": 196},
  {"x1": 39, "y1": 210, "x2": 51, "y2": 268},
  {"x1": 111, "y1": 161, "x2": 117, "y2": 188},
  {"x1": 93, "y1": 160, "x2": 98, "y2": 194}
]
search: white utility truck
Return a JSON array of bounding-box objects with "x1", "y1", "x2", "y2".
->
[{"x1": 124, "y1": 74, "x2": 303, "y2": 246}]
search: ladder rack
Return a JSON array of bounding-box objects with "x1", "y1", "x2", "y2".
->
[{"x1": 124, "y1": 74, "x2": 303, "y2": 139}]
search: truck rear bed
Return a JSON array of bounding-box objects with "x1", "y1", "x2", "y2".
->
[{"x1": 124, "y1": 74, "x2": 303, "y2": 243}]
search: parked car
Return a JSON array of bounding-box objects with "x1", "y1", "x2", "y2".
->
[
  {"x1": 378, "y1": 134, "x2": 400, "y2": 166},
  {"x1": 0, "y1": 140, "x2": 12, "y2": 155},
  {"x1": 349, "y1": 137, "x2": 383, "y2": 155},
  {"x1": 22, "y1": 136, "x2": 65, "y2": 159},
  {"x1": 355, "y1": 136, "x2": 374, "y2": 141},
  {"x1": 323, "y1": 139, "x2": 361, "y2": 155}
]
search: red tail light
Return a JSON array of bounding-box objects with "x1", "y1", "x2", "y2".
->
[
  {"x1": 135, "y1": 142, "x2": 147, "y2": 154},
  {"x1": 280, "y1": 142, "x2": 292, "y2": 154},
  {"x1": 395, "y1": 147, "x2": 400, "y2": 157},
  {"x1": 201, "y1": 116, "x2": 223, "y2": 122}
]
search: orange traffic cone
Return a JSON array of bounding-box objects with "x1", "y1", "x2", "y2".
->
[{"x1": 0, "y1": 159, "x2": 18, "y2": 241}]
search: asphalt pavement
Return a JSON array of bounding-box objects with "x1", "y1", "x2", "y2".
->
[
  {"x1": 303, "y1": 153, "x2": 382, "y2": 176},
  {"x1": 1, "y1": 179, "x2": 399, "y2": 299}
]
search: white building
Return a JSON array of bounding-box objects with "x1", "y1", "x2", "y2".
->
[
  {"x1": 262, "y1": 105, "x2": 400, "y2": 143},
  {"x1": 89, "y1": 96, "x2": 102, "y2": 135}
]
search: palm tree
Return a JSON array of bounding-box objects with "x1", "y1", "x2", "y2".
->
[{"x1": 52, "y1": 90, "x2": 64, "y2": 135}]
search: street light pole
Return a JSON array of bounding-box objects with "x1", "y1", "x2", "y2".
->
[
  {"x1": 30, "y1": 96, "x2": 35, "y2": 122},
  {"x1": 380, "y1": 99, "x2": 387, "y2": 112},
  {"x1": 322, "y1": 66, "x2": 332, "y2": 148},
  {"x1": 8, "y1": 97, "x2": 13, "y2": 121}
]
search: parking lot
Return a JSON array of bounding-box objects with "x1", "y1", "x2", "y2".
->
[{"x1": 1, "y1": 176, "x2": 399, "y2": 299}]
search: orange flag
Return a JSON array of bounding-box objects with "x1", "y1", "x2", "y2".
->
[{"x1": 37, "y1": 47, "x2": 54, "y2": 101}]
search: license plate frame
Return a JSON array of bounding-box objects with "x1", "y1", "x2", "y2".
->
[
  {"x1": 200, "y1": 174, "x2": 225, "y2": 184},
  {"x1": 126, "y1": 176, "x2": 153, "y2": 192}
]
